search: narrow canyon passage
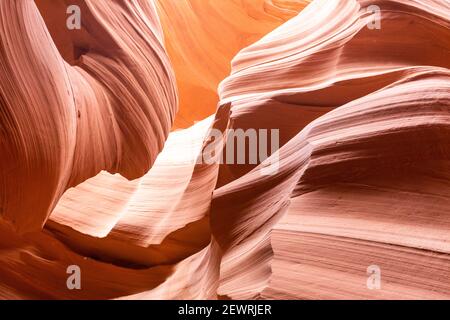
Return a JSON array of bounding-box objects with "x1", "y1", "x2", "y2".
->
[{"x1": 0, "y1": 0, "x2": 449, "y2": 300}]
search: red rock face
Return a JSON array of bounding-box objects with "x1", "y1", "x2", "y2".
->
[{"x1": 0, "y1": 0, "x2": 449, "y2": 300}]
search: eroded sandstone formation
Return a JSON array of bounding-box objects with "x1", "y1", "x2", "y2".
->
[{"x1": 0, "y1": 0, "x2": 449, "y2": 300}]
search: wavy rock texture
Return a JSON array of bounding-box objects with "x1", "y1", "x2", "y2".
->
[
  {"x1": 1, "y1": 0, "x2": 450, "y2": 300},
  {"x1": 1, "y1": 0, "x2": 178, "y2": 233},
  {"x1": 215, "y1": 0, "x2": 450, "y2": 299}
]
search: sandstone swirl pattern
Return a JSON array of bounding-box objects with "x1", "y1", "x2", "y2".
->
[
  {"x1": 1, "y1": 0, "x2": 178, "y2": 233},
  {"x1": 0, "y1": 0, "x2": 449, "y2": 300}
]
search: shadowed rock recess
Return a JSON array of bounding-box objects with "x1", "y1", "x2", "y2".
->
[{"x1": 0, "y1": 0, "x2": 449, "y2": 299}]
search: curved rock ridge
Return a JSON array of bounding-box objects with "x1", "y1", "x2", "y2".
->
[
  {"x1": 218, "y1": 0, "x2": 450, "y2": 183},
  {"x1": 0, "y1": 0, "x2": 449, "y2": 300},
  {"x1": 46, "y1": 115, "x2": 224, "y2": 267},
  {"x1": 0, "y1": 0, "x2": 178, "y2": 232},
  {"x1": 213, "y1": 0, "x2": 450, "y2": 299}
]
